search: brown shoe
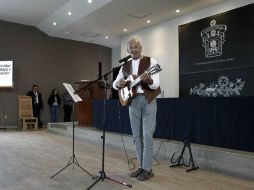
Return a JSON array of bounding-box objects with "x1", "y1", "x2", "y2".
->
[
  {"x1": 137, "y1": 170, "x2": 154, "y2": 181},
  {"x1": 130, "y1": 168, "x2": 143, "y2": 177}
]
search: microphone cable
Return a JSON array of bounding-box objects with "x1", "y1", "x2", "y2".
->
[
  {"x1": 117, "y1": 100, "x2": 136, "y2": 171},
  {"x1": 152, "y1": 140, "x2": 168, "y2": 166}
]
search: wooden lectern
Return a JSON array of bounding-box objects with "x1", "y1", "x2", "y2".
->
[
  {"x1": 18, "y1": 95, "x2": 38, "y2": 130},
  {"x1": 75, "y1": 81, "x2": 104, "y2": 126}
]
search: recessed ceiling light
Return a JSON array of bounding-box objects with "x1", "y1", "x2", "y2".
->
[
  {"x1": 176, "y1": 9, "x2": 180, "y2": 13},
  {"x1": 105, "y1": 36, "x2": 109, "y2": 39},
  {"x1": 53, "y1": 22, "x2": 57, "y2": 26},
  {"x1": 146, "y1": 20, "x2": 151, "y2": 23},
  {"x1": 68, "y1": 11, "x2": 72, "y2": 16},
  {"x1": 64, "y1": 31, "x2": 71, "y2": 34},
  {"x1": 123, "y1": 29, "x2": 127, "y2": 32},
  {"x1": 88, "y1": 0, "x2": 92, "y2": 3}
]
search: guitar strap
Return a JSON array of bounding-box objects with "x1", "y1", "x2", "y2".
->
[{"x1": 122, "y1": 61, "x2": 131, "y2": 79}]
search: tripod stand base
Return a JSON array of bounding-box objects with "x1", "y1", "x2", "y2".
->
[
  {"x1": 51, "y1": 154, "x2": 94, "y2": 179},
  {"x1": 87, "y1": 171, "x2": 132, "y2": 190},
  {"x1": 170, "y1": 140, "x2": 199, "y2": 172}
]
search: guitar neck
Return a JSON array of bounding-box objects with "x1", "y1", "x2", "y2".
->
[
  {"x1": 130, "y1": 77, "x2": 142, "y2": 88},
  {"x1": 130, "y1": 72, "x2": 147, "y2": 88},
  {"x1": 128, "y1": 64, "x2": 160, "y2": 88}
]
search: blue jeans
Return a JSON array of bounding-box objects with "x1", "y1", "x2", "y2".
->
[
  {"x1": 50, "y1": 105, "x2": 59, "y2": 122},
  {"x1": 129, "y1": 95, "x2": 157, "y2": 171}
]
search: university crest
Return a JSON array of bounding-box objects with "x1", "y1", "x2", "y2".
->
[{"x1": 201, "y1": 20, "x2": 227, "y2": 58}]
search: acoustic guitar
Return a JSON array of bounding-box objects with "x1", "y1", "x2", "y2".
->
[{"x1": 118, "y1": 64, "x2": 162, "y2": 106}]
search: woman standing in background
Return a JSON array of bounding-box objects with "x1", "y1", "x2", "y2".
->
[{"x1": 48, "y1": 88, "x2": 61, "y2": 122}]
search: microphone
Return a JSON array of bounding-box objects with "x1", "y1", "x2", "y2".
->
[{"x1": 119, "y1": 55, "x2": 132, "y2": 63}]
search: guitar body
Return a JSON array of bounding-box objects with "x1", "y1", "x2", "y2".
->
[
  {"x1": 118, "y1": 86, "x2": 137, "y2": 106},
  {"x1": 118, "y1": 75, "x2": 137, "y2": 106}
]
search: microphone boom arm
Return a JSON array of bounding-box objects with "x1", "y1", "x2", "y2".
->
[{"x1": 74, "y1": 60, "x2": 129, "y2": 95}]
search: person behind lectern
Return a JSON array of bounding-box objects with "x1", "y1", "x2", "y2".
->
[
  {"x1": 63, "y1": 90, "x2": 74, "y2": 122},
  {"x1": 113, "y1": 38, "x2": 161, "y2": 181},
  {"x1": 27, "y1": 84, "x2": 43, "y2": 128}
]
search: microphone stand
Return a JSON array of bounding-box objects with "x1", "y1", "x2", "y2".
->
[{"x1": 75, "y1": 61, "x2": 132, "y2": 190}]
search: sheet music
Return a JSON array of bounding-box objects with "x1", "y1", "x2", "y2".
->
[{"x1": 63, "y1": 83, "x2": 83, "y2": 103}]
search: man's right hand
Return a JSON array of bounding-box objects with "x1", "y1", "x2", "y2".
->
[{"x1": 116, "y1": 79, "x2": 128, "y2": 89}]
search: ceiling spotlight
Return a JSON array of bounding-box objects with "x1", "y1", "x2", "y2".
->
[
  {"x1": 68, "y1": 11, "x2": 72, "y2": 16},
  {"x1": 123, "y1": 29, "x2": 127, "y2": 32},
  {"x1": 53, "y1": 22, "x2": 57, "y2": 26},
  {"x1": 146, "y1": 20, "x2": 151, "y2": 23},
  {"x1": 105, "y1": 36, "x2": 109, "y2": 39},
  {"x1": 88, "y1": 0, "x2": 92, "y2": 3},
  {"x1": 64, "y1": 31, "x2": 71, "y2": 34},
  {"x1": 176, "y1": 9, "x2": 180, "y2": 13}
]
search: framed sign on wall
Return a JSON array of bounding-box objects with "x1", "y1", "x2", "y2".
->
[
  {"x1": 0, "y1": 60, "x2": 13, "y2": 88},
  {"x1": 179, "y1": 3, "x2": 254, "y2": 97}
]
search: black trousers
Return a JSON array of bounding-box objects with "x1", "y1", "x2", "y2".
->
[
  {"x1": 64, "y1": 105, "x2": 72, "y2": 122},
  {"x1": 33, "y1": 104, "x2": 42, "y2": 127}
]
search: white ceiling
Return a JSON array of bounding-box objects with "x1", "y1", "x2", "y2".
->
[{"x1": 0, "y1": 0, "x2": 225, "y2": 48}]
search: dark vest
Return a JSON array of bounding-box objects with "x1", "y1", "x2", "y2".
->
[{"x1": 122, "y1": 56, "x2": 161, "y2": 103}]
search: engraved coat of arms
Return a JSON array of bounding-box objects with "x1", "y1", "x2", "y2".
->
[{"x1": 201, "y1": 20, "x2": 227, "y2": 58}]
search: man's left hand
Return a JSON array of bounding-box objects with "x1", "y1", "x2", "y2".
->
[{"x1": 141, "y1": 74, "x2": 153, "y2": 85}]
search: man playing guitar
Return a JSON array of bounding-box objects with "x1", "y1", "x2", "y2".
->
[{"x1": 113, "y1": 38, "x2": 161, "y2": 181}]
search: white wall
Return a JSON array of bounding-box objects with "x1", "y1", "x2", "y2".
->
[
  {"x1": 111, "y1": 46, "x2": 121, "y2": 68},
  {"x1": 121, "y1": 0, "x2": 254, "y2": 97}
]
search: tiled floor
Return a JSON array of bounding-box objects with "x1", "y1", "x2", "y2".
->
[{"x1": 0, "y1": 130, "x2": 254, "y2": 190}]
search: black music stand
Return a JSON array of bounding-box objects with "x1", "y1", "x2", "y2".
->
[
  {"x1": 74, "y1": 67, "x2": 132, "y2": 190},
  {"x1": 50, "y1": 83, "x2": 94, "y2": 179}
]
